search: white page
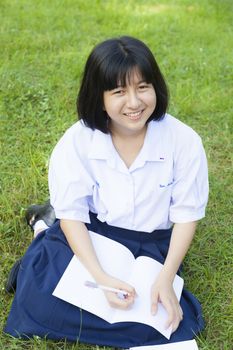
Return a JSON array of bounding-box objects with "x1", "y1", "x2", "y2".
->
[
  {"x1": 112, "y1": 256, "x2": 183, "y2": 339},
  {"x1": 53, "y1": 231, "x2": 135, "y2": 321},
  {"x1": 89, "y1": 231, "x2": 135, "y2": 279},
  {"x1": 130, "y1": 339, "x2": 199, "y2": 349},
  {"x1": 53, "y1": 231, "x2": 183, "y2": 339},
  {"x1": 53, "y1": 255, "x2": 113, "y2": 320}
]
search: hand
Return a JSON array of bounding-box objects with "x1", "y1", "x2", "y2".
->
[
  {"x1": 151, "y1": 273, "x2": 183, "y2": 333},
  {"x1": 98, "y1": 274, "x2": 137, "y2": 309}
]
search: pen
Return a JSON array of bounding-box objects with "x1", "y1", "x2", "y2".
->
[{"x1": 84, "y1": 280, "x2": 128, "y2": 298}]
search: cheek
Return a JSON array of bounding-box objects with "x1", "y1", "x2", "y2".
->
[
  {"x1": 104, "y1": 101, "x2": 115, "y2": 117},
  {"x1": 104, "y1": 98, "x2": 123, "y2": 117},
  {"x1": 103, "y1": 94, "x2": 108, "y2": 112},
  {"x1": 153, "y1": 91, "x2": 157, "y2": 107},
  {"x1": 146, "y1": 91, "x2": 157, "y2": 109},
  {"x1": 103, "y1": 94, "x2": 116, "y2": 116}
]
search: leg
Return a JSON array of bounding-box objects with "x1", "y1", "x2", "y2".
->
[{"x1": 5, "y1": 200, "x2": 56, "y2": 293}]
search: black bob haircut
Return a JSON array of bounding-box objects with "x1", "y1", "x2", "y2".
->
[{"x1": 77, "y1": 36, "x2": 169, "y2": 133}]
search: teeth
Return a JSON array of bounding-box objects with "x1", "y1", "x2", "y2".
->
[{"x1": 125, "y1": 110, "x2": 142, "y2": 117}]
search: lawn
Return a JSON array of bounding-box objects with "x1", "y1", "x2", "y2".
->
[{"x1": 0, "y1": 0, "x2": 232, "y2": 349}]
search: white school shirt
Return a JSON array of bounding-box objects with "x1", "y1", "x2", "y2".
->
[{"x1": 49, "y1": 114, "x2": 209, "y2": 232}]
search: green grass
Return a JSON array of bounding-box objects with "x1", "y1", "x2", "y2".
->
[{"x1": 0, "y1": 0, "x2": 232, "y2": 349}]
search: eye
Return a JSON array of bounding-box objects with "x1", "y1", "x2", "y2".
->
[
  {"x1": 112, "y1": 88, "x2": 125, "y2": 95},
  {"x1": 138, "y1": 83, "x2": 149, "y2": 90}
]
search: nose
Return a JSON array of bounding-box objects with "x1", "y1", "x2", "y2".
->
[{"x1": 126, "y1": 90, "x2": 141, "y2": 109}]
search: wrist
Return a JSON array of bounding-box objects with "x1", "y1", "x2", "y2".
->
[
  {"x1": 158, "y1": 266, "x2": 177, "y2": 284},
  {"x1": 93, "y1": 270, "x2": 110, "y2": 284}
]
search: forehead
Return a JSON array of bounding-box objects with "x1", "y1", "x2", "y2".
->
[
  {"x1": 102, "y1": 57, "x2": 153, "y2": 91},
  {"x1": 118, "y1": 67, "x2": 144, "y2": 86}
]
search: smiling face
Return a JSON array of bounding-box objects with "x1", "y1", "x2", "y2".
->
[{"x1": 103, "y1": 68, "x2": 157, "y2": 137}]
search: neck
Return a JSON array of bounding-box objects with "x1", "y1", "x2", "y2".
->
[
  {"x1": 110, "y1": 125, "x2": 148, "y2": 168},
  {"x1": 110, "y1": 124, "x2": 148, "y2": 141}
]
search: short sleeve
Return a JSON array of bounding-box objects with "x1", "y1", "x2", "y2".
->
[
  {"x1": 169, "y1": 135, "x2": 209, "y2": 223},
  {"x1": 48, "y1": 127, "x2": 94, "y2": 222}
]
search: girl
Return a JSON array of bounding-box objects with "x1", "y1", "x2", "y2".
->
[{"x1": 4, "y1": 36, "x2": 208, "y2": 348}]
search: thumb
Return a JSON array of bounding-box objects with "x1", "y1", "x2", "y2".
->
[{"x1": 117, "y1": 281, "x2": 136, "y2": 298}]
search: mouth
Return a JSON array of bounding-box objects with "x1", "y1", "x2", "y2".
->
[{"x1": 124, "y1": 110, "x2": 144, "y2": 120}]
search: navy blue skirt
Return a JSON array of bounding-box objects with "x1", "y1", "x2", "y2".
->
[{"x1": 4, "y1": 213, "x2": 204, "y2": 348}]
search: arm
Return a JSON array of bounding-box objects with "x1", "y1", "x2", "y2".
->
[
  {"x1": 60, "y1": 219, "x2": 136, "y2": 309},
  {"x1": 151, "y1": 221, "x2": 197, "y2": 332},
  {"x1": 151, "y1": 130, "x2": 208, "y2": 332}
]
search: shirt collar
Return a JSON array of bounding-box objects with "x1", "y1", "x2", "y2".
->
[
  {"x1": 88, "y1": 129, "x2": 116, "y2": 168},
  {"x1": 129, "y1": 120, "x2": 166, "y2": 171},
  {"x1": 141, "y1": 120, "x2": 166, "y2": 161},
  {"x1": 88, "y1": 120, "x2": 166, "y2": 170}
]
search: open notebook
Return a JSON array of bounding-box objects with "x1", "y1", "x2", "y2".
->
[{"x1": 53, "y1": 230, "x2": 184, "y2": 339}]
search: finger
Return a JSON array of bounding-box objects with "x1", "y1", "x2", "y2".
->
[
  {"x1": 163, "y1": 299, "x2": 175, "y2": 329},
  {"x1": 151, "y1": 291, "x2": 159, "y2": 315},
  {"x1": 179, "y1": 305, "x2": 183, "y2": 320},
  {"x1": 111, "y1": 281, "x2": 136, "y2": 301},
  {"x1": 172, "y1": 319, "x2": 180, "y2": 333},
  {"x1": 110, "y1": 295, "x2": 134, "y2": 309},
  {"x1": 171, "y1": 314, "x2": 182, "y2": 333},
  {"x1": 171, "y1": 305, "x2": 183, "y2": 333},
  {"x1": 107, "y1": 290, "x2": 135, "y2": 308},
  {"x1": 118, "y1": 282, "x2": 136, "y2": 297},
  {"x1": 122, "y1": 291, "x2": 135, "y2": 303},
  {"x1": 124, "y1": 291, "x2": 137, "y2": 301}
]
